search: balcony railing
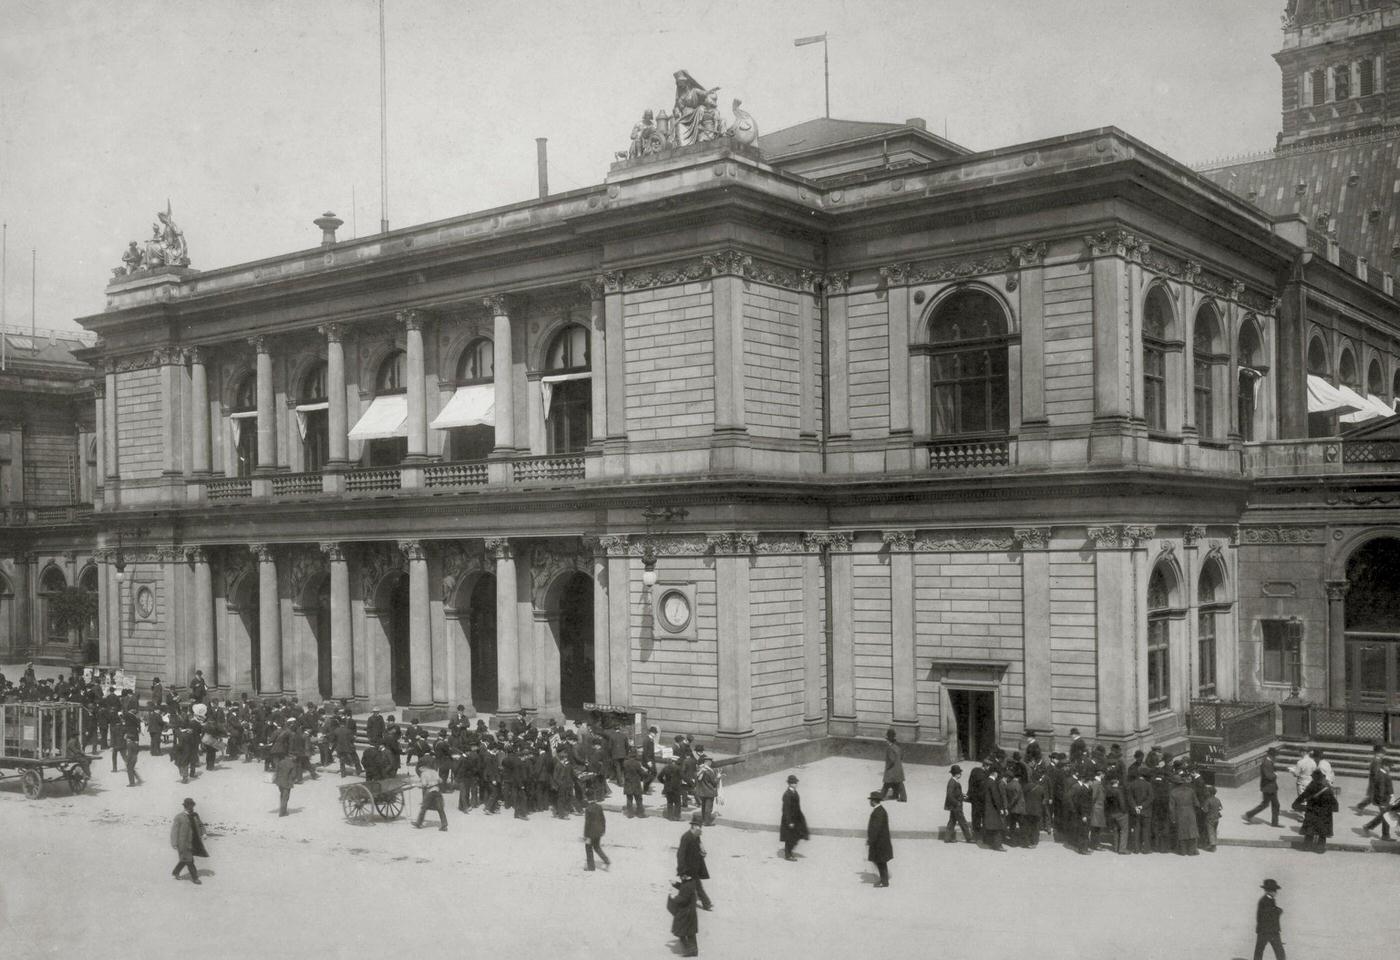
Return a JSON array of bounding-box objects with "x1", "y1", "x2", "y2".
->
[
  {"x1": 1, "y1": 504, "x2": 93, "y2": 525},
  {"x1": 512, "y1": 454, "x2": 586, "y2": 483},
  {"x1": 927, "y1": 439, "x2": 1010, "y2": 470},
  {"x1": 1187, "y1": 699, "x2": 1278, "y2": 761},
  {"x1": 424, "y1": 460, "x2": 489, "y2": 488},
  {"x1": 346, "y1": 467, "x2": 401, "y2": 493},
  {"x1": 271, "y1": 472, "x2": 322, "y2": 496},
  {"x1": 206, "y1": 477, "x2": 253, "y2": 502},
  {"x1": 1281, "y1": 702, "x2": 1400, "y2": 746}
]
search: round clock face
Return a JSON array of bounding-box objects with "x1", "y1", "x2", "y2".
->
[
  {"x1": 659, "y1": 590, "x2": 691, "y2": 632},
  {"x1": 135, "y1": 586, "x2": 155, "y2": 618}
]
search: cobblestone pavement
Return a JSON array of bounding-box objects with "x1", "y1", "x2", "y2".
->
[{"x1": 3, "y1": 750, "x2": 1398, "y2": 960}]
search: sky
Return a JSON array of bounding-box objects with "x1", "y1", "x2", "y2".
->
[{"x1": 0, "y1": 0, "x2": 1284, "y2": 333}]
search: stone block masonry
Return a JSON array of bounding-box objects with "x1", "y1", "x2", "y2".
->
[
  {"x1": 628, "y1": 556, "x2": 718, "y2": 731},
  {"x1": 623, "y1": 283, "x2": 716, "y2": 442},
  {"x1": 846, "y1": 292, "x2": 890, "y2": 439},
  {"x1": 748, "y1": 551, "x2": 807, "y2": 735},
  {"x1": 742, "y1": 285, "x2": 801, "y2": 439},
  {"x1": 1042, "y1": 262, "x2": 1095, "y2": 426},
  {"x1": 115, "y1": 367, "x2": 164, "y2": 479},
  {"x1": 1048, "y1": 550, "x2": 1098, "y2": 735}
]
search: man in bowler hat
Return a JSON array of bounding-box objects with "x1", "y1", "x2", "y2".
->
[
  {"x1": 866, "y1": 791, "x2": 893, "y2": 887},
  {"x1": 944, "y1": 765, "x2": 974, "y2": 843},
  {"x1": 170, "y1": 797, "x2": 207, "y2": 884},
  {"x1": 1254, "y1": 878, "x2": 1284, "y2": 960},
  {"x1": 677, "y1": 814, "x2": 713, "y2": 910},
  {"x1": 1244, "y1": 747, "x2": 1281, "y2": 827},
  {"x1": 779, "y1": 774, "x2": 808, "y2": 860}
]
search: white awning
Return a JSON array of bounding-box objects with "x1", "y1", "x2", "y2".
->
[
  {"x1": 347, "y1": 394, "x2": 408, "y2": 440},
  {"x1": 1366, "y1": 394, "x2": 1396, "y2": 419},
  {"x1": 229, "y1": 409, "x2": 257, "y2": 444},
  {"x1": 429, "y1": 384, "x2": 495, "y2": 430},
  {"x1": 540, "y1": 371, "x2": 592, "y2": 418},
  {"x1": 1306, "y1": 375, "x2": 1360, "y2": 416},
  {"x1": 1337, "y1": 383, "x2": 1383, "y2": 423},
  {"x1": 293, "y1": 401, "x2": 328, "y2": 440}
]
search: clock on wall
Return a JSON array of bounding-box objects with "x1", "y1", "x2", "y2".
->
[
  {"x1": 652, "y1": 582, "x2": 697, "y2": 640},
  {"x1": 135, "y1": 585, "x2": 155, "y2": 620},
  {"x1": 658, "y1": 589, "x2": 692, "y2": 633}
]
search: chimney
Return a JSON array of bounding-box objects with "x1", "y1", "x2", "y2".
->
[
  {"x1": 536, "y1": 138, "x2": 549, "y2": 199},
  {"x1": 904, "y1": 117, "x2": 927, "y2": 130},
  {"x1": 313, "y1": 211, "x2": 344, "y2": 247}
]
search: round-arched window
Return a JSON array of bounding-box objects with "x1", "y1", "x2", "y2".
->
[
  {"x1": 1197, "y1": 559, "x2": 1229, "y2": 697},
  {"x1": 1307, "y1": 337, "x2": 1329, "y2": 377},
  {"x1": 1193, "y1": 304, "x2": 1225, "y2": 440},
  {"x1": 1367, "y1": 358, "x2": 1384, "y2": 397},
  {"x1": 232, "y1": 372, "x2": 258, "y2": 477},
  {"x1": 1147, "y1": 564, "x2": 1179, "y2": 714},
  {"x1": 1339, "y1": 347, "x2": 1359, "y2": 389},
  {"x1": 376, "y1": 350, "x2": 407, "y2": 394},
  {"x1": 456, "y1": 338, "x2": 494, "y2": 384},
  {"x1": 545, "y1": 324, "x2": 590, "y2": 372},
  {"x1": 1238, "y1": 319, "x2": 1265, "y2": 442},
  {"x1": 544, "y1": 324, "x2": 592, "y2": 454},
  {"x1": 300, "y1": 362, "x2": 327, "y2": 403},
  {"x1": 927, "y1": 288, "x2": 1011, "y2": 437},
  {"x1": 1143, "y1": 286, "x2": 1176, "y2": 433}
]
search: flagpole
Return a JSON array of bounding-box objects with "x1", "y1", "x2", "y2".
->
[
  {"x1": 1, "y1": 222, "x2": 7, "y2": 371},
  {"x1": 31, "y1": 248, "x2": 37, "y2": 339},
  {"x1": 794, "y1": 33, "x2": 830, "y2": 119},
  {"x1": 379, "y1": 0, "x2": 390, "y2": 234}
]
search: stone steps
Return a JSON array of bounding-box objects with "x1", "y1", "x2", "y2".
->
[{"x1": 1273, "y1": 740, "x2": 1396, "y2": 778}]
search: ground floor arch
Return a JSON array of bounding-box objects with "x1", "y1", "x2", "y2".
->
[
  {"x1": 467, "y1": 573, "x2": 498, "y2": 714},
  {"x1": 554, "y1": 571, "x2": 594, "y2": 717},
  {"x1": 1343, "y1": 535, "x2": 1400, "y2": 709}
]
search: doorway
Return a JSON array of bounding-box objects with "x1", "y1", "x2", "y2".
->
[
  {"x1": 234, "y1": 573, "x2": 261, "y2": 693},
  {"x1": 557, "y1": 572, "x2": 595, "y2": 717},
  {"x1": 311, "y1": 576, "x2": 332, "y2": 701},
  {"x1": 949, "y1": 688, "x2": 996, "y2": 761},
  {"x1": 386, "y1": 574, "x2": 411, "y2": 706},
  {"x1": 468, "y1": 574, "x2": 498, "y2": 713}
]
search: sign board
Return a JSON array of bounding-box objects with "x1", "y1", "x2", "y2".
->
[{"x1": 583, "y1": 702, "x2": 648, "y2": 741}]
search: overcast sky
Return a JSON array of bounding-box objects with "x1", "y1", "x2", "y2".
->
[{"x1": 0, "y1": 0, "x2": 1284, "y2": 333}]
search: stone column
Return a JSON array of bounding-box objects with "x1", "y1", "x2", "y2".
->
[
  {"x1": 252, "y1": 543, "x2": 282, "y2": 694},
  {"x1": 825, "y1": 274, "x2": 852, "y2": 470},
  {"x1": 829, "y1": 532, "x2": 855, "y2": 724},
  {"x1": 189, "y1": 348, "x2": 211, "y2": 475},
  {"x1": 800, "y1": 535, "x2": 828, "y2": 734},
  {"x1": 708, "y1": 252, "x2": 750, "y2": 472},
  {"x1": 95, "y1": 550, "x2": 111, "y2": 663},
  {"x1": 485, "y1": 297, "x2": 515, "y2": 455},
  {"x1": 398, "y1": 540, "x2": 433, "y2": 708},
  {"x1": 250, "y1": 337, "x2": 276, "y2": 473},
  {"x1": 883, "y1": 530, "x2": 918, "y2": 736},
  {"x1": 321, "y1": 542, "x2": 353, "y2": 700},
  {"x1": 1326, "y1": 580, "x2": 1349, "y2": 708},
  {"x1": 1091, "y1": 525, "x2": 1147, "y2": 746},
  {"x1": 103, "y1": 362, "x2": 119, "y2": 503},
  {"x1": 1015, "y1": 244, "x2": 1049, "y2": 464},
  {"x1": 797, "y1": 272, "x2": 821, "y2": 473},
  {"x1": 582, "y1": 279, "x2": 608, "y2": 448},
  {"x1": 398, "y1": 310, "x2": 429, "y2": 459},
  {"x1": 709, "y1": 533, "x2": 754, "y2": 751},
  {"x1": 881, "y1": 267, "x2": 913, "y2": 471},
  {"x1": 93, "y1": 380, "x2": 106, "y2": 496},
  {"x1": 320, "y1": 323, "x2": 348, "y2": 493},
  {"x1": 1016, "y1": 528, "x2": 1053, "y2": 734},
  {"x1": 1086, "y1": 233, "x2": 1133, "y2": 463},
  {"x1": 488, "y1": 538, "x2": 520, "y2": 711},
  {"x1": 189, "y1": 547, "x2": 215, "y2": 682}
]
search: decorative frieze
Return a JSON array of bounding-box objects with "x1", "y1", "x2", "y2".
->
[
  {"x1": 1183, "y1": 525, "x2": 1207, "y2": 547},
  {"x1": 914, "y1": 531, "x2": 1016, "y2": 552},
  {"x1": 1013, "y1": 527, "x2": 1052, "y2": 550},
  {"x1": 1239, "y1": 526, "x2": 1323, "y2": 544},
  {"x1": 880, "y1": 530, "x2": 916, "y2": 550},
  {"x1": 905, "y1": 252, "x2": 1015, "y2": 285},
  {"x1": 803, "y1": 531, "x2": 851, "y2": 552},
  {"x1": 623, "y1": 262, "x2": 711, "y2": 290},
  {"x1": 1124, "y1": 525, "x2": 1156, "y2": 546},
  {"x1": 185, "y1": 546, "x2": 209, "y2": 564},
  {"x1": 1084, "y1": 230, "x2": 1143, "y2": 259},
  {"x1": 705, "y1": 531, "x2": 758, "y2": 554},
  {"x1": 1087, "y1": 526, "x2": 1123, "y2": 549},
  {"x1": 701, "y1": 249, "x2": 752, "y2": 278}
]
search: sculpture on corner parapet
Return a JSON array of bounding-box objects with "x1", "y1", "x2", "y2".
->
[
  {"x1": 111, "y1": 201, "x2": 191, "y2": 279},
  {"x1": 616, "y1": 69, "x2": 758, "y2": 161}
]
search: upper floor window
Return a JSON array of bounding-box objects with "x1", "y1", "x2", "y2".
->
[
  {"x1": 544, "y1": 324, "x2": 592, "y2": 454},
  {"x1": 376, "y1": 350, "x2": 407, "y2": 395},
  {"x1": 1193, "y1": 304, "x2": 1226, "y2": 441},
  {"x1": 1367, "y1": 358, "x2": 1385, "y2": 398},
  {"x1": 1360, "y1": 58, "x2": 1376, "y2": 97},
  {"x1": 232, "y1": 372, "x2": 258, "y2": 477},
  {"x1": 456, "y1": 338, "x2": 495, "y2": 384},
  {"x1": 298, "y1": 362, "x2": 329, "y2": 473},
  {"x1": 40, "y1": 566, "x2": 69, "y2": 645},
  {"x1": 1334, "y1": 63, "x2": 1352, "y2": 100},
  {"x1": 545, "y1": 324, "x2": 590, "y2": 373},
  {"x1": 1237, "y1": 319, "x2": 1265, "y2": 443},
  {"x1": 1339, "y1": 347, "x2": 1360, "y2": 391},
  {"x1": 1143, "y1": 286, "x2": 1175, "y2": 434},
  {"x1": 1311, "y1": 68, "x2": 1327, "y2": 105},
  {"x1": 927, "y1": 288, "x2": 1011, "y2": 438},
  {"x1": 1197, "y1": 560, "x2": 1228, "y2": 698}
]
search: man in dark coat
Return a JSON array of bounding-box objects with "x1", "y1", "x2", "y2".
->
[
  {"x1": 622, "y1": 748, "x2": 647, "y2": 818},
  {"x1": 943, "y1": 765, "x2": 974, "y2": 843},
  {"x1": 170, "y1": 797, "x2": 208, "y2": 884},
  {"x1": 1068, "y1": 728, "x2": 1087, "y2": 764},
  {"x1": 1022, "y1": 772, "x2": 1045, "y2": 847},
  {"x1": 668, "y1": 874, "x2": 700, "y2": 958},
  {"x1": 866, "y1": 792, "x2": 893, "y2": 886},
  {"x1": 1362, "y1": 759, "x2": 1394, "y2": 839},
  {"x1": 1244, "y1": 747, "x2": 1281, "y2": 827},
  {"x1": 677, "y1": 815, "x2": 713, "y2": 910},
  {"x1": 967, "y1": 760, "x2": 989, "y2": 838},
  {"x1": 1359, "y1": 743, "x2": 1388, "y2": 813},
  {"x1": 1293, "y1": 768, "x2": 1339, "y2": 851},
  {"x1": 583, "y1": 798, "x2": 609, "y2": 870},
  {"x1": 333, "y1": 718, "x2": 360, "y2": 777},
  {"x1": 1253, "y1": 878, "x2": 1284, "y2": 960},
  {"x1": 779, "y1": 774, "x2": 808, "y2": 860},
  {"x1": 1127, "y1": 769, "x2": 1153, "y2": 853},
  {"x1": 189, "y1": 671, "x2": 207, "y2": 704},
  {"x1": 366, "y1": 708, "x2": 385, "y2": 746},
  {"x1": 274, "y1": 754, "x2": 297, "y2": 817},
  {"x1": 981, "y1": 769, "x2": 1008, "y2": 851},
  {"x1": 880, "y1": 728, "x2": 907, "y2": 802}
]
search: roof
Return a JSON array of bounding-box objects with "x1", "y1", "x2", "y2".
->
[
  {"x1": 1199, "y1": 134, "x2": 1400, "y2": 273},
  {"x1": 760, "y1": 117, "x2": 939, "y2": 158},
  {"x1": 0, "y1": 325, "x2": 97, "y2": 372}
]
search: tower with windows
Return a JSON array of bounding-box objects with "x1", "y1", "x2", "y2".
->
[{"x1": 1277, "y1": 1, "x2": 1400, "y2": 147}]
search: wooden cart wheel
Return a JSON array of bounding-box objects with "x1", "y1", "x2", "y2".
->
[
  {"x1": 65, "y1": 767, "x2": 89, "y2": 795},
  {"x1": 376, "y1": 788, "x2": 405, "y2": 820},
  {"x1": 342, "y1": 784, "x2": 373, "y2": 823},
  {"x1": 22, "y1": 769, "x2": 45, "y2": 800}
]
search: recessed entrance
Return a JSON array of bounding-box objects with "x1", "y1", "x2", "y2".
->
[
  {"x1": 385, "y1": 574, "x2": 411, "y2": 707},
  {"x1": 1344, "y1": 536, "x2": 1400, "y2": 709},
  {"x1": 468, "y1": 574, "x2": 498, "y2": 714},
  {"x1": 949, "y1": 689, "x2": 996, "y2": 761},
  {"x1": 557, "y1": 572, "x2": 594, "y2": 718},
  {"x1": 233, "y1": 573, "x2": 261, "y2": 693},
  {"x1": 311, "y1": 576, "x2": 332, "y2": 701}
]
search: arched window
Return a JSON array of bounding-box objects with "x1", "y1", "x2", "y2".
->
[
  {"x1": 1334, "y1": 63, "x2": 1352, "y2": 100},
  {"x1": 1143, "y1": 287, "x2": 1175, "y2": 433},
  {"x1": 1367, "y1": 358, "x2": 1384, "y2": 398},
  {"x1": 232, "y1": 372, "x2": 258, "y2": 477},
  {"x1": 1197, "y1": 560, "x2": 1229, "y2": 698},
  {"x1": 1344, "y1": 537, "x2": 1400, "y2": 708},
  {"x1": 1307, "y1": 337, "x2": 1333, "y2": 439},
  {"x1": 367, "y1": 351, "x2": 409, "y2": 466},
  {"x1": 1193, "y1": 304, "x2": 1225, "y2": 441},
  {"x1": 85, "y1": 436, "x2": 98, "y2": 503},
  {"x1": 77, "y1": 565, "x2": 99, "y2": 660},
  {"x1": 449, "y1": 339, "x2": 495, "y2": 462},
  {"x1": 544, "y1": 324, "x2": 592, "y2": 454},
  {"x1": 40, "y1": 566, "x2": 68, "y2": 646},
  {"x1": 1339, "y1": 347, "x2": 1359, "y2": 390},
  {"x1": 298, "y1": 362, "x2": 329, "y2": 473},
  {"x1": 927, "y1": 288, "x2": 1011, "y2": 437},
  {"x1": 1393, "y1": 367, "x2": 1400, "y2": 406},
  {"x1": 1237, "y1": 319, "x2": 1265, "y2": 442},
  {"x1": 1147, "y1": 564, "x2": 1179, "y2": 714}
]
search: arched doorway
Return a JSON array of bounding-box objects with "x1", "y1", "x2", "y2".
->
[
  {"x1": 557, "y1": 572, "x2": 595, "y2": 717},
  {"x1": 468, "y1": 574, "x2": 498, "y2": 713},
  {"x1": 232, "y1": 571, "x2": 260, "y2": 693},
  {"x1": 1344, "y1": 537, "x2": 1400, "y2": 709},
  {"x1": 385, "y1": 573, "x2": 411, "y2": 707},
  {"x1": 307, "y1": 575, "x2": 332, "y2": 701}
]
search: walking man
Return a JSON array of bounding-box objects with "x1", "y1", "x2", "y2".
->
[
  {"x1": 1362, "y1": 759, "x2": 1395, "y2": 839},
  {"x1": 780, "y1": 774, "x2": 808, "y2": 860},
  {"x1": 1244, "y1": 747, "x2": 1281, "y2": 826},
  {"x1": 668, "y1": 873, "x2": 700, "y2": 958},
  {"x1": 677, "y1": 814, "x2": 714, "y2": 911},
  {"x1": 122, "y1": 728, "x2": 143, "y2": 787},
  {"x1": 880, "y1": 728, "x2": 906, "y2": 802},
  {"x1": 274, "y1": 753, "x2": 297, "y2": 817},
  {"x1": 866, "y1": 791, "x2": 893, "y2": 887},
  {"x1": 1253, "y1": 878, "x2": 1285, "y2": 960},
  {"x1": 413, "y1": 760, "x2": 448, "y2": 831},
  {"x1": 583, "y1": 797, "x2": 610, "y2": 870},
  {"x1": 943, "y1": 765, "x2": 974, "y2": 843},
  {"x1": 169, "y1": 797, "x2": 207, "y2": 885}
]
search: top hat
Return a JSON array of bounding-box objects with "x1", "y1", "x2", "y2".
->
[{"x1": 1261, "y1": 879, "x2": 1281, "y2": 892}]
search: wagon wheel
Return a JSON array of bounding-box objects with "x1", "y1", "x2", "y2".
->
[
  {"x1": 22, "y1": 769, "x2": 45, "y2": 800},
  {"x1": 342, "y1": 784, "x2": 374, "y2": 823},
  {"x1": 65, "y1": 766, "x2": 89, "y2": 795},
  {"x1": 375, "y1": 787, "x2": 405, "y2": 820}
]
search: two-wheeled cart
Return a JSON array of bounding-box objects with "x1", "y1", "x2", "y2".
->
[
  {"x1": 1, "y1": 702, "x2": 90, "y2": 799},
  {"x1": 338, "y1": 774, "x2": 415, "y2": 823}
]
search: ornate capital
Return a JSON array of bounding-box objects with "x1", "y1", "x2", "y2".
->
[
  {"x1": 1229, "y1": 279, "x2": 1246, "y2": 300},
  {"x1": 317, "y1": 321, "x2": 345, "y2": 343},
  {"x1": 823, "y1": 271, "x2": 850, "y2": 293},
  {"x1": 1087, "y1": 526, "x2": 1123, "y2": 549},
  {"x1": 396, "y1": 309, "x2": 428, "y2": 332},
  {"x1": 484, "y1": 537, "x2": 512, "y2": 560},
  {"x1": 152, "y1": 346, "x2": 182, "y2": 366},
  {"x1": 596, "y1": 535, "x2": 630, "y2": 557},
  {"x1": 1014, "y1": 527, "x2": 1052, "y2": 550},
  {"x1": 581, "y1": 273, "x2": 622, "y2": 299},
  {"x1": 803, "y1": 531, "x2": 849, "y2": 552},
  {"x1": 482, "y1": 295, "x2": 510, "y2": 317},
  {"x1": 1083, "y1": 230, "x2": 1142, "y2": 260},
  {"x1": 702, "y1": 249, "x2": 752, "y2": 277},
  {"x1": 878, "y1": 262, "x2": 913, "y2": 287},
  {"x1": 1181, "y1": 259, "x2": 1203, "y2": 281},
  {"x1": 1011, "y1": 242, "x2": 1048, "y2": 267},
  {"x1": 397, "y1": 539, "x2": 426, "y2": 562},
  {"x1": 186, "y1": 346, "x2": 208, "y2": 365},
  {"x1": 92, "y1": 378, "x2": 106, "y2": 399},
  {"x1": 247, "y1": 335, "x2": 269, "y2": 354},
  {"x1": 1124, "y1": 525, "x2": 1156, "y2": 547},
  {"x1": 1183, "y1": 525, "x2": 1207, "y2": 547},
  {"x1": 1325, "y1": 580, "x2": 1349, "y2": 601},
  {"x1": 881, "y1": 529, "x2": 915, "y2": 550},
  {"x1": 319, "y1": 541, "x2": 345, "y2": 563},
  {"x1": 186, "y1": 546, "x2": 208, "y2": 565},
  {"x1": 706, "y1": 531, "x2": 758, "y2": 554},
  {"x1": 250, "y1": 542, "x2": 275, "y2": 563},
  {"x1": 798, "y1": 269, "x2": 821, "y2": 294}
]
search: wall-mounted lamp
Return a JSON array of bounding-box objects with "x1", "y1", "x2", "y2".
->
[
  {"x1": 640, "y1": 505, "x2": 689, "y2": 592},
  {"x1": 112, "y1": 526, "x2": 150, "y2": 582}
]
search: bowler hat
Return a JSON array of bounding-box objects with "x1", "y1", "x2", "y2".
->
[
  {"x1": 690, "y1": 813, "x2": 704, "y2": 825},
  {"x1": 867, "y1": 791, "x2": 883, "y2": 801},
  {"x1": 950, "y1": 765, "x2": 963, "y2": 775},
  {"x1": 182, "y1": 797, "x2": 196, "y2": 808},
  {"x1": 786, "y1": 774, "x2": 798, "y2": 784},
  {"x1": 1261, "y1": 879, "x2": 1281, "y2": 892}
]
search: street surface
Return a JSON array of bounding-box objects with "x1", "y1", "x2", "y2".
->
[{"x1": 3, "y1": 747, "x2": 1397, "y2": 960}]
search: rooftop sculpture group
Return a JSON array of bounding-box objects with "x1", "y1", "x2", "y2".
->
[
  {"x1": 618, "y1": 70, "x2": 758, "y2": 161},
  {"x1": 112, "y1": 203, "x2": 190, "y2": 279}
]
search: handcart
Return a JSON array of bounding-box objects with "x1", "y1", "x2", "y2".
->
[
  {"x1": 338, "y1": 774, "x2": 415, "y2": 822},
  {"x1": 1, "y1": 702, "x2": 90, "y2": 798}
]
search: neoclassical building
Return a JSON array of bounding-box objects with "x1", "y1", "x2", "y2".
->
[{"x1": 75, "y1": 54, "x2": 1400, "y2": 759}]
